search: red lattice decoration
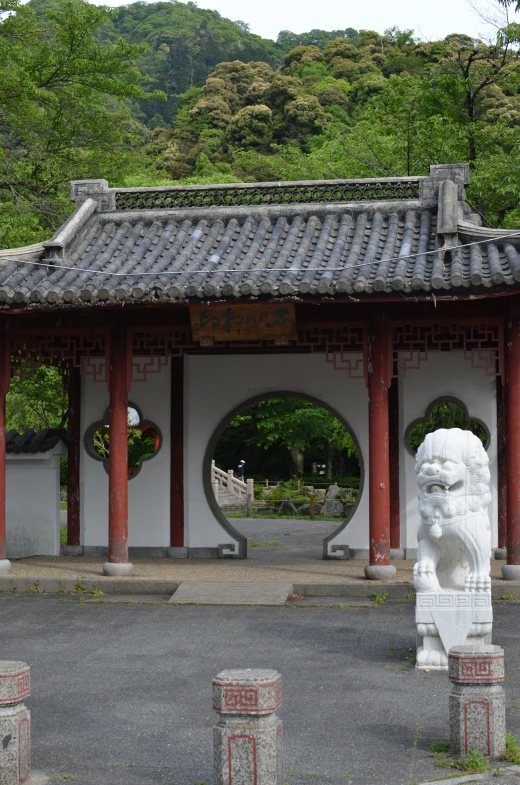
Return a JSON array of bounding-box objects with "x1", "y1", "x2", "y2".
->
[
  {"x1": 392, "y1": 322, "x2": 503, "y2": 378},
  {"x1": 9, "y1": 321, "x2": 505, "y2": 386},
  {"x1": 0, "y1": 669, "x2": 30, "y2": 705},
  {"x1": 273, "y1": 678, "x2": 282, "y2": 708},
  {"x1": 464, "y1": 701, "x2": 490, "y2": 756},
  {"x1": 297, "y1": 324, "x2": 365, "y2": 377},
  {"x1": 128, "y1": 324, "x2": 366, "y2": 381},
  {"x1": 228, "y1": 735, "x2": 257, "y2": 785},
  {"x1": 461, "y1": 660, "x2": 491, "y2": 679},
  {"x1": 10, "y1": 330, "x2": 108, "y2": 382},
  {"x1": 18, "y1": 717, "x2": 30, "y2": 783},
  {"x1": 216, "y1": 679, "x2": 282, "y2": 714},
  {"x1": 16, "y1": 672, "x2": 30, "y2": 699},
  {"x1": 81, "y1": 356, "x2": 107, "y2": 384},
  {"x1": 450, "y1": 656, "x2": 504, "y2": 684},
  {"x1": 223, "y1": 686, "x2": 259, "y2": 710},
  {"x1": 130, "y1": 328, "x2": 194, "y2": 381}
]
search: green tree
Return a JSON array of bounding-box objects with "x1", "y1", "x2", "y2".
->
[
  {"x1": 0, "y1": 0, "x2": 165, "y2": 246},
  {"x1": 228, "y1": 104, "x2": 273, "y2": 147},
  {"x1": 96, "y1": 0, "x2": 281, "y2": 125},
  {"x1": 215, "y1": 398, "x2": 358, "y2": 479},
  {"x1": 276, "y1": 28, "x2": 360, "y2": 53},
  {"x1": 408, "y1": 402, "x2": 487, "y2": 452},
  {"x1": 6, "y1": 366, "x2": 67, "y2": 432}
]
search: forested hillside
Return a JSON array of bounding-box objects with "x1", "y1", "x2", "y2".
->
[
  {"x1": 144, "y1": 24, "x2": 520, "y2": 227},
  {"x1": 27, "y1": 0, "x2": 282, "y2": 125},
  {"x1": 27, "y1": 0, "x2": 359, "y2": 126},
  {"x1": 2, "y1": 0, "x2": 520, "y2": 250}
]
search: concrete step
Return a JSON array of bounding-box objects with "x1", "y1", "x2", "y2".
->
[
  {"x1": 168, "y1": 581, "x2": 294, "y2": 605},
  {"x1": 216, "y1": 494, "x2": 246, "y2": 506}
]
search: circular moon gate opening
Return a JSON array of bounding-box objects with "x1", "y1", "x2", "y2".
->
[{"x1": 207, "y1": 394, "x2": 363, "y2": 560}]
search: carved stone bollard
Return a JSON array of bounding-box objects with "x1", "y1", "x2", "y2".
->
[
  {"x1": 213, "y1": 669, "x2": 283, "y2": 785},
  {"x1": 0, "y1": 661, "x2": 32, "y2": 785},
  {"x1": 449, "y1": 645, "x2": 506, "y2": 759}
]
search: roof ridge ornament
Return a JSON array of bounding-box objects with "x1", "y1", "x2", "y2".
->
[
  {"x1": 70, "y1": 179, "x2": 115, "y2": 212},
  {"x1": 43, "y1": 197, "x2": 99, "y2": 264},
  {"x1": 437, "y1": 179, "x2": 459, "y2": 236},
  {"x1": 111, "y1": 178, "x2": 422, "y2": 211}
]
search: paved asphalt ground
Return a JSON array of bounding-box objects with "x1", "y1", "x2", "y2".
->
[
  {"x1": 2, "y1": 596, "x2": 520, "y2": 785},
  {"x1": 234, "y1": 517, "x2": 338, "y2": 561}
]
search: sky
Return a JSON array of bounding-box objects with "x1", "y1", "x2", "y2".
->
[{"x1": 101, "y1": 0, "x2": 520, "y2": 42}]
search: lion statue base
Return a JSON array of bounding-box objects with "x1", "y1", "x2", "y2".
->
[{"x1": 413, "y1": 428, "x2": 493, "y2": 670}]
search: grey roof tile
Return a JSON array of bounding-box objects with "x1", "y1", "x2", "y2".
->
[
  {"x1": 0, "y1": 186, "x2": 520, "y2": 305},
  {"x1": 6, "y1": 428, "x2": 67, "y2": 454}
]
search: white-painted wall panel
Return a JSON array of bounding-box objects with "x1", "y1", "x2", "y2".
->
[
  {"x1": 185, "y1": 353, "x2": 369, "y2": 552},
  {"x1": 81, "y1": 359, "x2": 171, "y2": 548},
  {"x1": 76, "y1": 349, "x2": 497, "y2": 556},
  {"x1": 6, "y1": 448, "x2": 66, "y2": 558},
  {"x1": 399, "y1": 352, "x2": 497, "y2": 550}
]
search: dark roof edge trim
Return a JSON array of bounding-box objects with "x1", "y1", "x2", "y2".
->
[{"x1": 97, "y1": 199, "x2": 428, "y2": 225}]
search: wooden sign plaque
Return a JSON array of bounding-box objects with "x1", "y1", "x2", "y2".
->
[{"x1": 190, "y1": 303, "x2": 296, "y2": 342}]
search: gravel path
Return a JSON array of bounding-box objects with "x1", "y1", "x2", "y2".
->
[{"x1": 10, "y1": 517, "x2": 505, "y2": 583}]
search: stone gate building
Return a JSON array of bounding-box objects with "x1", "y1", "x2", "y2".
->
[{"x1": 0, "y1": 163, "x2": 517, "y2": 580}]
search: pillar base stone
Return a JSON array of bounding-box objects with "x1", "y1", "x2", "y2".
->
[
  {"x1": 63, "y1": 545, "x2": 83, "y2": 557},
  {"x1": 166, "y1": 547, "x2": 188, "y2": 558},
  {"x1": 501, "y1": 564, "x2": 520, "y2": 580},
  {"x1": 390, "y1": 548, "x2": 405, "y2": 560},
  {"x1": 364, "y1": 564, "x2": 396, "y2": 580},
  {"x1": 495, "y1": 548, "x2": 507, "y2": 560},
  {"x1": 103, "y1": 561, "x2": 134, "y2": 577},
  {"x1": 0, "y1": 558, "x2": 11, "y2": 574}
]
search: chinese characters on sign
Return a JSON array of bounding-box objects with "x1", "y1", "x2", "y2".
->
[{"x1": 189, "y1": 304, "x2": 297, "y2": 342}]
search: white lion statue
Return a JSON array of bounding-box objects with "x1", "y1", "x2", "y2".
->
[
  {"x1": 414, "y1": 428, "x2": 493, "y2": 669},
  {"x1": 414, "y1": 428, "x2": 491, "y2": 593}
]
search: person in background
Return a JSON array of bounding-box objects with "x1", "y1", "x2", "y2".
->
[{"x1": 236, "y1": 459, "x2": 245, "y2": 480}]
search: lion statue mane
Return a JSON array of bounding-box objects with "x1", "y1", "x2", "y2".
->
[{"x1": 413, "y1": 427, "x2": 491, "y2": 594}]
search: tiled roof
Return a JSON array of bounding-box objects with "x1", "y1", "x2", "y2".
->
[
  {"x1": 0, "y1": 167, "x2": 519, "y2": 306},
  {"x1": 6, "y1": 428, "x2": 67, "y2": 454}
]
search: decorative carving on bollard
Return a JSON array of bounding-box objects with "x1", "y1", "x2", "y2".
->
[
  {"x1": 213, "y1": 669, "x2": 283, "y2": 785},
  {"x1": 0, "y1": 662, "x2": 48, "y2": 785},
  {"x1": 449, "y1": 645, "x2": 506, "y2": 759},
  {"x1": 0, "y1": 661, "x2": 31, "y2": 785},
  {"x1": 414, "y1": 429, "x2": 493, "y2": 669}
]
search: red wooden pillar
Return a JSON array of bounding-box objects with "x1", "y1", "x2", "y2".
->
[
  {"x1": 388, "y1": 377, "x2": 401, "y2": 554},
  {"x1": 0, "y1": 322, "x2": 10, "y2": 574},
  {"x1": 103, "y1": 325, "x2": 133, "y2": 576},
  {"x1": 365, "y1": 318, "x2": 396, "y2": 580},
  {"x1": 168, "y1": 356, "x2": 186, "y2": 557},
  {"x1": 64, "y1": 366, "x2": 82, "y2": 555},
  {"x1": 496, "y1": 373, "x2": 507, "y2": 557},
  {"x1": 503, "y1": 317, "x2": 520, "y2": 579}
]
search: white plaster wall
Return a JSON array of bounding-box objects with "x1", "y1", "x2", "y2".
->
[
  {"x1": 185, "y1": 353, "x2": 369, "y2": 552},
  {"x1": 6, "y1": 449, "x2": 65, "y2": 558},
  {"x1": 78, "y1": 349, "x2": 497, "y2": 555},
  {"x1": 399, "y1": 352, "x2": 498, "y2": 550},
  {"x1": 81, "y1": 359, "x2": 171, "y2": 548}
]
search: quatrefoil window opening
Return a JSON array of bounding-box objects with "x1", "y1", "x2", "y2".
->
[
  {"x1": 405, "y1": 397, "x2": 490, "y2": 457},
  {"x1": 84, "y1": 402, "x2": 162, "y2": 479}
]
